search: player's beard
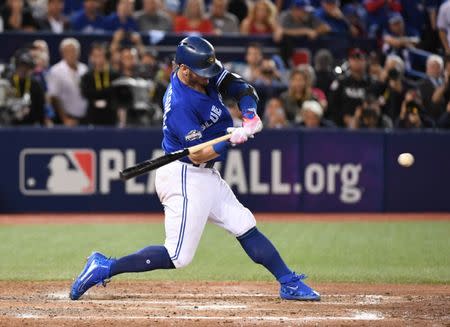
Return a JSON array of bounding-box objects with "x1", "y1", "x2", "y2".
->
[{"x1": 185, "y1": 69, "x2": 209, "y2": 90}]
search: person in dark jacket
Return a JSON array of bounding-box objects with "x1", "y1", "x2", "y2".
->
[
  {"x1": 38, "y1": 0, "x2": 71, "y2": 33},
  {"x1": 81, "y1": 43, "x2": 120, "y2": 125},
  {"x1": 9, "y1": 50, "x2": 45, "y2": 125},
  {"x1": 328, "y1": 48, "x2": 378, "y2": 127},
  {"x1": 396, "y1": 89, "x2": 435, "y2": 129}
]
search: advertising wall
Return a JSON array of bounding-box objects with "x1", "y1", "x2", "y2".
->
[{"x1": 0, "y1": 128, "x2": 449, "y2": 213}]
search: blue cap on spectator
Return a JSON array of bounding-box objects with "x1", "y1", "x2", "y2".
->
[
  {"x1": 292, "y1": 0, "x2": 311, "y2": 8},
  {"x1": 388, "y1": 13, "x2": 404, "y2": 25}
]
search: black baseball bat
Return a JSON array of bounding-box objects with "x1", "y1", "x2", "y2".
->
[{"x1": 119, "y1": 133, "x2": 232, "y2": 181}]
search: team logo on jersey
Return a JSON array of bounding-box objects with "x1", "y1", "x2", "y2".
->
[
  {"x1": 185, "y1": 130, "x2": 202, "y2": 142},
  {"x1": 20, "y1": 148, "x2": 96, "y2": 195},
  {"x1": 201, "y1": 105, "x2": 222, "y2": 130}
]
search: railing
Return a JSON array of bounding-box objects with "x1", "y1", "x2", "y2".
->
[{"x1": 0, "y1": 31, "x2": 377, "y2": 64}]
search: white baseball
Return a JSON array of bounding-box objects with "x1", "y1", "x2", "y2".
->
[{"x1": 397, "y1": 153, "x2": 414, "y2": 167}]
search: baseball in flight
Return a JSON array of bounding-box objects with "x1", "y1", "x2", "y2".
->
[{"x1": 397, "y1": 153, "x2": 414, "y2": 167}]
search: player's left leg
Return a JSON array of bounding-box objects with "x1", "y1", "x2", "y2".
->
[
  {"x1": 69, "y1": 246, "x2": 175, "y2": 300},
  {"x1": 209, "y1": 171, "x2": 320, "y2": 301}
]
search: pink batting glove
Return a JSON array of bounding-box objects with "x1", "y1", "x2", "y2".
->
[
  {"x1": 229, "y1": 127, "x2": 249, "y2": 144},
  {"x1": 243, "y1": 115, "x2": 263, "y2": 135}
]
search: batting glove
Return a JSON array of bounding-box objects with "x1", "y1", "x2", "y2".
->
[
  {"x1": 243, "y1": 114, "x2": 263, "y2": 135},
  {"x1": 228, "y1": 127, "x2": 249, "y2": 144}
]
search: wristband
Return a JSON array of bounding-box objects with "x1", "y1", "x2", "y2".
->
[
  {"x1": 213, "y1": 141, "x2": 229, "y2": 154},
  {"x1": 239, "y1": 95, "x2": 257, "y2": 119}
]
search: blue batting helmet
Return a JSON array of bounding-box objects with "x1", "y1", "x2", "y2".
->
[{"x1": 175, "y1": 36, "x2": 223, "y2": 78}]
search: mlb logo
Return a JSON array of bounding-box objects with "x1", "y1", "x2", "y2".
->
[{"x1": 20, "y1": 149, "x2": 96, "y2": 195}]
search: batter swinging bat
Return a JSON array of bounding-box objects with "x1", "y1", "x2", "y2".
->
[{"x1": 119, "y1": 133, "x2": 232, "y2": 181}]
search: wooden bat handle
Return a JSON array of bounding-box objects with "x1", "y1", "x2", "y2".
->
[{"x1": 188, "y1": 133, "x2": 232, "y2": 154}]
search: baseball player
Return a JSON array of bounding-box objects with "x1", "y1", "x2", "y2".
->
[{"x1": 70, "y1": 36, "x2": 320, "y2": 301}]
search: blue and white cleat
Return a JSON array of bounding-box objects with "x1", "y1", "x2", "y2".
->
[
  {"x1": 279, "y1": 273, "x2": 321, "y2": 301},
  {"x1": 70, "y1": 252, "x2": 112, "y2": 300}
]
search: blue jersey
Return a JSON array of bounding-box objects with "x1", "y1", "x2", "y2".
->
[
  {"x1": 162, "y1": 69, "x2": 233, "y2": 164},
  {"x1": 104, "y1": 13, "x2": 138, "y2": 32},
  {"x1": 71, "y1": 10, "x2": 106, "y2": 33}
]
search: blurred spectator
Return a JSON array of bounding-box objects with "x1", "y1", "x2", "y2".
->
[
  {"x1": 104, "y1": 0, "x2": 139, "y2": 31},
  {"x1": 138, "y1": 47, "x2": 160, "y2": 79},
  {"x1": 161, "y1": 0, "x2": 181, "y2": 18},
  {"x1": 110, "y1": 50, "x2": 122, "y2": 71},
  {"x1": 297, "y1": 100, "x2": 335, "y2": 127},
  {"x1": 276, "y1": 0, "x2": 331, "y2": 66},
  {"x1": 29, "y1": 40, "x2": 50, "y2": 91},
  {"x1": 209, "y1": 0, "x2": 239, "y2": 34},
  {"x1": 297, "y1": 63, "x2": 328, "y2": 110},
  {"x1": 81, "y1": 43, "x2": 120, "y2": 125},
  {"x1": 352, "y1": 95, "x2": 393, "y2": 129},
  {"x1": 134, "y1": 0, "x2": 172, "y2": 31},
  {"x1": 279, "y1": 67, "x2": 318, "y2": 121},
  {"x1": 71, "y1": 0, "x2": 106, "y2": 33},
  {"x1": 431, "y1": 55, "x2": 450, "y2": 118},
  {"x1": 228, "y1": 42, "x2": 263, "y2": 82},
  {"x1": 7, "y1": 50, "x2": 45, "y2": 125},
  {"x1": 342, "y1": 2, "x2": 367, "y2": 37},
  {"x1": 437, "y1": 101, "x2": 450, "y2": 128},
  {"x1": 253, "y1": 57, "x2": 287, "y2": 114},
  {"x1": 114, "y1": 46, "x2": 141, "y2": 126},
  {"x1": 118, "y1": 46, "x2": 141, "y2": 78},
  {"x1": 313, "y1": 49, "x2": 335, "y2": 94},
  {"x1": 263, "y1": 97, "x2": 289, "y2": 128},
  {"x1": 119, "y1": 47, "x2": 140, "y2": 77},
  {"x1": 138, "y1": 47, "x2": 167, "y2": 110},
  {"x1": 63, "y1": 0, "x2": 83, "y2": 16},
  {"x1": 315, "y1": 0, "x2": 351, "y2": 34},
  {"x1": 382, "y1": 13, "x2": 419, "y2": 65},
  {"x1": 438, "y1": 0, "x2": 450, "y2": 55},
  {"x1": 240, "y1": 0, "x2": 278, "y2": 35},
  {"x1": 418, "y1": 54, "x2": 445, "y2": 121},
  {"x1": 110, "y1": 29, "x2": 145, "y2": 59},
  {"x1": 378, "y1": 54, "x2": 407, "y2": 120},
  {"x1": 38, "y1": 0, "x2": 71, "y2": 33},
  {"x1": 228, "y1": 0, "x2": 248, "y2": 22},
  {"x1": 400, "y1": 0, "x2": 428, "y2": 38},
  {"x1": 367, "y1": 51, "x2": 383, "y2": 82},
  {"x1": 328, "y1": 48, "x2": 377, "y2": 127},
  {"x1": 173, "y1": 0, "x2": 214, "y2": 34},
  {"x1": 422, "y1": 0, "x2": 443, "y2": 52},
  {"x1": 396, "y1": 88, "x2": 435, "y2": 128},
  {"x1": 364, "y1": 0, "x2": 401, "y2": 37},
  {"x1": 28, "y1": 0, "x2": 48, "y2": 20},
  {"x1": 29, "y1": 40, "x2": 54, "y2": 124},
  {"x1": 112, "y1": 46, "x2": 161, "y2": 126},
  {"x1": 47, "y1": 38, "x2": 88, "y2": 126},
  {"x1": 102, "y1": 0, "x2": 141, "y2": 15},
  {"x1": 1, "y1": 0, "x2": 38, "y2": 31}
]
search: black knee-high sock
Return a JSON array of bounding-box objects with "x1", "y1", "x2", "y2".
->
[
  {"x1": 109, "y1": 245, "x2": 175, "y2": 277},
  {"x1": 237, "y1": 227, "x2": 292, "y2": 281}
]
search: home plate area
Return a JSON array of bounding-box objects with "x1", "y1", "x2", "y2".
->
[{"x1": 1, "y1": 281, "x2": 449, "y2": 326}]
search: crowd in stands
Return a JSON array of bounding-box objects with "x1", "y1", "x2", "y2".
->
[{"x1": 1, "y1": 0, "x2": 450, "y2": 129}]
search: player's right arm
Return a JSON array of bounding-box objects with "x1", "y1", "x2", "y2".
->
[
  {"x1": 188, "y1": 146, "x2": 219, "y2": 165},
  {"x1": 213, "y1": 69, "x2": 263, "y2": 137}
]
